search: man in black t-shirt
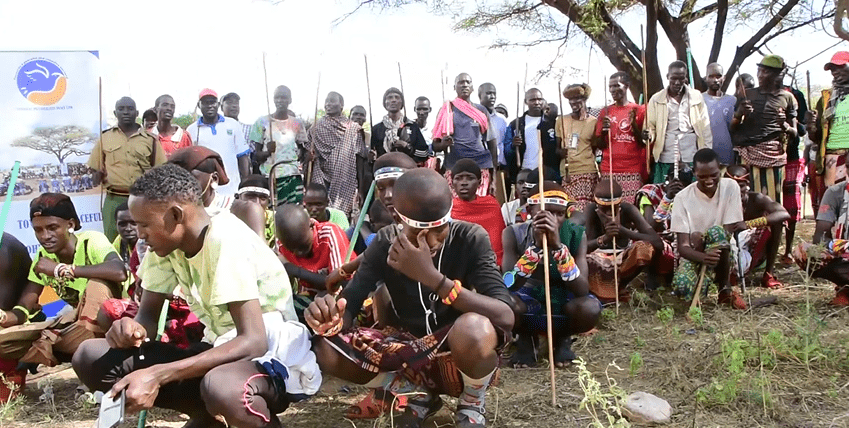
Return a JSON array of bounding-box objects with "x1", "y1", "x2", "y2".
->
[
  {"x1": 370, "y1": 88, "x2": 430, "y2": 164},
  {"x1": 306, "y1": 168, "x2": 513, "y2": 428}
]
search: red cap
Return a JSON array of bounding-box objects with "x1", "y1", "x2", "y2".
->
[
  {"x1": 824, "y1": 51, "x2": 849, "y2": 70},
  {"x1": 198, "y1": 88, "x2": 218, "y2": 100}
]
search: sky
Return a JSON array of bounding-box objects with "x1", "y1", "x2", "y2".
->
[{"x1": 0, "y1": 0, "x2": 847, "y2": 126}]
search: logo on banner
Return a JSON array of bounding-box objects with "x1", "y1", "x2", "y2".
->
[{"x1": 16, "y1": 58, "x2": 67, "y2": 106}]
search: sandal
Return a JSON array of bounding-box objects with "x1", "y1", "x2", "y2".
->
[
  {"x1": 510, "y1": 333, "x2": 537, "y2": 368},
  {"x1": 554, "y1": 336, "x2": 577, "y2": 367},
  {"x1": 718, "y1": 289, "x2": 747, "y2": 310},
  {"x1": 345, "y1": 388, "x2": 408, "y2": 419},
  {"x1": 393, "y1": 394, "x2": 443, "y2": 428},
  {"x1": 761, "y1": 272, "x2": 783, "y2": 289},
  {"x1": 455, "y1": 403, "x2": 486, "y2": 427}
]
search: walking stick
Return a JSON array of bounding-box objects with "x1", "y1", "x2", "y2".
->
[
  {"x1": 262, "y1": 52, "x2": 276, "y2": 181},
  {"x1": 689, "y1": 264, "x2": 708, "y2": 311},
  {"x1": 364, "y1": 55, "x2": 374, "y2": 130},
  {"x1": 440, "y1": 69, "x2": 452, "y2": 156},
  {"x1": 803, "y1": 69, "x2": 812, "y2": 218},
  {"x1": 686, "y1": 48, "x2": 695, "y2": 88},
  {"x1": 603, "y1": 76, "x2": 621, "y2": 315},
  {"x1": 0, "y1": 161, "x2": 20, "y2": 249},
  {"x1": 735, "y1": 231, "x2": 747, "y2": 294},
  {"x1": 557, "y1": 81, "x2": 567, "y2": 178},
  {"x1": 306, "y1": 72, "x2": 321, "y2": 186},
  {"x1": 536, "y1": 131, "x2": 557, "y2": 406},
  {"x1": 641, "y1": 25, "x2": 650, "y2": 172},
  {"x1": 397, "y1": 62, "x2": 407, "y2": 118},
  {"x1": 515, "y1": 82, "x2": 523, "y2": 168},
  {"x1": 98, "y1": 77, "x2": 104, "y2": 209}
]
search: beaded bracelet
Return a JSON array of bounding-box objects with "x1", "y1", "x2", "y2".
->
[
  {"x1": 12, "y1": 305, "x2": 31, "y2": 321},
  {"x1": 745, "y1": 216, "x2": 768, "y2": 229},
  {"x1": 552, "y1": 246, "x2": 581, "y2": 281},
  {"x1": 515, "y1": 245, "x2": 543, "y2": 277},
  {"x1": 53, "y1": 263, "x2": 65, "y2": 278},
  {"x1": 318, "y1": 320, "x2": 344, "y2": 337},
  {"x1": 441, "y1": 280, "x2": 463, "y2": 306}
]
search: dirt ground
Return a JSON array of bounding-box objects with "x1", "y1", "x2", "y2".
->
[{"x1": 1, "y1": 220, "x2": 848, "y2": 428}]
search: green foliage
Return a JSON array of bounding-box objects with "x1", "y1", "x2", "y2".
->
[
  {"x1": 688, "y1": 306, "x2": 704, "y2": 326},
  {"x1": 172, "y1": 113, "x2": 196, "y2": 130},
  {"x1": 575, "y1": 358, "x2": 631, "y2": 428},
  {"x1": 629, "y1": 352, "x2": 643, "y2": 376},
  {"x1": 633, "y1": 336, "x2": 646, "y2": 348},
  {"x1": 600, "y1": 308, "x2": 617, "y2": 323},
  {"x1": 656, "y1": 306, "x2": 674, "y2": 325}
]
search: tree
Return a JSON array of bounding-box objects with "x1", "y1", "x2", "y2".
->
[
  {"x1": 172, "y1": 112, "x2": 197, "y2": 130},
  {"x1": 341, "y1": 0, "x2": 836, "y2": 97},
  {"x1": 12, "y1": 125, "x2": 95, "y2": 165}
]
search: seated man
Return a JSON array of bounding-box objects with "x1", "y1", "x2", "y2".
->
[
  {"x1": 451, "y1": 158, "x2": 506, "y2": 265},
  {"x1": 238, "y1": 174, "x2": 277, "y2": 248},
  {"x1": 346, "y1": 201, "x2": 394, "y2": 256},
  {"x1": 793, "y1": 166, "x2": 849, "y2": 306},
  {"x1": 670, "y1": 148, "x2": 746, "y2": 309},
  {"x1": 73, "y1": 164, "x2": 319, "y2": 428},
  {"x1": 0, "y1": 194, "x2": 126, "y2": 367},
  {"x1": 306, "y1": 168, "x2": 514, "y2": 428},
  {"x1": 502, "y1": 182, "x2": 599, "y2": 368},
  {"x1": 276, "y1": 204, "x2": 353, "y2": 321},
  {"x1": 726, "y1": 165, "x2": 791, "y2": 288},
  {"x1": 303, "y1": 183, "x2": 350, "y2": 230},
  {"x1": 112, "y1": 202, "x2": 141, "y2": 290},
  {"x1": 0, "y1": 233, "x2": 37, "y2": 398},
  {"x1": 501, "y1": 168, "x2": 532, "y2": 227},
  {"x1": 585, "y1": 179, "x2": 665, "y2": 303}
]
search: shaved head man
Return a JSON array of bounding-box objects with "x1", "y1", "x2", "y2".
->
[{"x1": 703, "y1": 63, "x2": 737, "y2": 166}]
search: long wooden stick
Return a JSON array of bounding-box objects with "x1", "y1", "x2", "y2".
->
[
  {"x1": 397, "y1": 62, "x2": 407, "y2": 119},
  {"x1": 603, "y1": 76, "x2": 620, "y2": 315},
  {"x1": 537, "y1": 130, "x2": 557, "y2": 407},
  {"x1": 364, "y1": 55, "x2": 374, "y2": 130},
  {"x1": 515, "y1": 82, "x2": 522, "y2": 168},
  {"x1": 307, "y1": 72, "x2": 321, "y2": 185},
  {"x1": 641, "y1": 25, "x2": 650, "y2": 172},
  {"x1": 690, "y1": 264, "x2": 708, "y2": 310},
  {"x1": 557, "y1": 81, "x2": 566, "y2": 169},
  {"x1": 262, "y1": 52, "x2": 275, "y2": 173}
]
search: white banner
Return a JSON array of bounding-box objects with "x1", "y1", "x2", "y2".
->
[{"x1": 0, "y1": 51, "x2": 102, "y2": 255}]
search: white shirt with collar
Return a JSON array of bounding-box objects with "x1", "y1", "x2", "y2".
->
[{"x1": 187, "y1": 115, "x2": 251, "y2": 196}]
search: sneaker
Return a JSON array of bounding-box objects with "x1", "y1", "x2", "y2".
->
[
  {"x1": 455, "y1": 404, "x2": 486, "y2": 428},
  {"x1": 830, "y1": 287, "x2": 849, "y2": 306},
  {"x1": 761, "y1": 272, "x2": 783, "y2": 289},
  {"x1": 718, "y1": 289, "x2": 747, "y2": 310}
]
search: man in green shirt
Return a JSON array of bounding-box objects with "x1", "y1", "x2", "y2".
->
[{"x1": 0, "y1": 193, "x2": 126, "y2": 367}]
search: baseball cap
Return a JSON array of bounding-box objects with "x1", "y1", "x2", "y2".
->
[
  {"x1": 825, "y1": 51, "x2": 849, "y2": 70},
  {"x1": 757, "y1": 55, "x2": 785, "y2": 70},
  {"x1": 198, "y1": 88, "x2": 218, "y2": 100}
]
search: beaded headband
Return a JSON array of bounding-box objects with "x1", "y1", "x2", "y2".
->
[
  {"x1": 527, "y1": 190, "x2": 571, "y2": 207},
  {"x1": 396, "y1": 205, "x2": 453, "y2": 229},
  {"x1": 237, "y1": 186, "x2": 270, "y2": 197},
  {"x1": 594, "y1": 196, "x2": 623, "y2": 206},
  {"x1": 374, "y1": 166, "x2": 406, "y2": 181},
  {"x1": 725, "y1": 171, "x2": 749, "y2": 183}
]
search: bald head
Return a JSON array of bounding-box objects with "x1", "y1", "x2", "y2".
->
[
  {"x1": 478, "y1": 83, "x2": 496, "y2": 110},
  {"x1": 115, "y1": 97, "x2": 139, "y2": 129},
  {"x1": 594, "y1": 178, "x2": 623, "y2": 199},
  {"x1": 275, "y1": 204, "x2": 312, "y2": 253},
  {"x1": 115, "y1": 97, "x2": 136, "y2": 110},
  {"x1": 454, "y1": 73, "x2": 473, "y2": 100},
  {"x1": 374, "y1": 152, "x2": 417, "y2": 172},
  {"x1": 727, "y1": 164, "x2": 748, "y2": 177},
  {"x1": 393, "y1": 168, "x2": 452, "y2": 221}
]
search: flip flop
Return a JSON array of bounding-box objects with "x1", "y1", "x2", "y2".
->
[{"x1": 345, "y1": 389, "x2": 407, "y2": 419}]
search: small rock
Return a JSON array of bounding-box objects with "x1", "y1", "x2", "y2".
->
[{"x1": 622, "y1": 391, "x2": 672, "y2": 425}]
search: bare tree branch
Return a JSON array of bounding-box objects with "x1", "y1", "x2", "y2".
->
[{"x1": 708, "y1": 0, "x2": 729, "y2": 63}]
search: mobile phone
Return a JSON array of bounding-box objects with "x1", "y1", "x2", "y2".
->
[{"x1": 98, "y1": 390, "x2": 125, "y2": 428}]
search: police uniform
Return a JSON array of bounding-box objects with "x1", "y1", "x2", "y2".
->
[{"x1": 87, "y1": 125, "x2": 166, "y2": 241}]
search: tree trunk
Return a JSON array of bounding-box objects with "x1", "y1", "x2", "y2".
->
[{"x1": 645, "y1": 0, "x2": 663, "y2": 98}]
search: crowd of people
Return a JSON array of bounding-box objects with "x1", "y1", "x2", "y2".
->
[{"x1": 0, "y1": 50, "x2": 848, "y2": 428}]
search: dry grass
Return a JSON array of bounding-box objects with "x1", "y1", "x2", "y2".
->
[{"x1": 2, "y1": 221, "x2": 848, "y2": 427}]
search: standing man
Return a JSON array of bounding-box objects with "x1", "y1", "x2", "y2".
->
[
  {"x1": 556, "y1": 83, "x2": 599, "y2": 210},
  {"x1": 414, "y1": 96, "x2": 433, "y2": 141},
  {"x1": 731, "y1": 55, "x2": 797, "y2": 204},
  {"x1": 479, "y1": 83, "x2": 510, "y2": 202},
  {"x1": 250, "y1": 85, "x2": 309, "y2": 204},
  {"x1": 593, "y1": 72, "x2": 647, "y2": 204},
  {"x1": 370, "y1": 88, "x2": 429, "y2": 163},
  {"x1": 647, "y1": 60, "x2": 713, "y2": 183},
  {"x1": 505, "y1": 88, "x2": 558, "y2": 185},
  {"x1": 309, "y1": 91, "x2": 367, "y2": 216},
  {"x1": 220, "y1": 92, "x2": 255, "y2": 172},
  {"x1": 87, "y1": 96, "x2": 165, "y2": 241},
  {"x1": 151, "y1": 94, "x2": 192, "y2": 158},
  {"x1": 432, "y1": 73, "x2": 498, "y2": 197},
  {"x1": 187, "y1": 89, "x2": 251, "y2": 197},
  {"x1": 703, "y1": 63, "x2": 737, "y2": 166},
  {"x1": 808, "y1": 51, "x2": 849, "y2": 214},
  {"x1": 350, "y1": 105, "x2": 370, "y2": 150}
]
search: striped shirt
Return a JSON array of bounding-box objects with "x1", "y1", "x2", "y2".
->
[{"x1": 277, "y1": 219, "x2": 354, "y2": 296}]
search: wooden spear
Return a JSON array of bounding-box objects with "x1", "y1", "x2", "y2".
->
[
  {"x1": 603, "y1": 76, "x2": 621, "y2": 315},
  {"x1": 537, "y1": 130, "x2": 557, "y2": 407}
]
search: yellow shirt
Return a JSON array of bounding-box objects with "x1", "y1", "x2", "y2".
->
[
  {"x1": 87, "y1": 126, "x2": 166, "y2": 191},
  {"x1": 554, "y1": 115, "x2": 598, "y2": 175}
]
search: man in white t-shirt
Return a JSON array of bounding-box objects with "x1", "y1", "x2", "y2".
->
[
  {"x1": 73, "y1": 164, "x2": 318, "y2": 428},
  {"x1": 187, "y1": 89, "x2": 251, "y2": 197},
  {"x1": 671, "y1": 148, "x2": 747, "y2": 309}
]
